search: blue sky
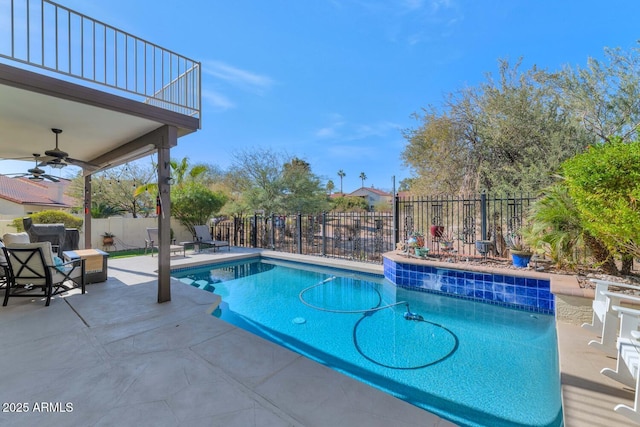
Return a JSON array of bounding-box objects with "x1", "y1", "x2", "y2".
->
[{"x1": 3, "y1": 0, "x2": 640, "y2": 193}]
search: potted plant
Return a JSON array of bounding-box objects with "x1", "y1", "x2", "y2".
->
[
  {"x1": 101, "y1": 232, "x2": 115, "y2": 246},
  {"x1": 406, "y1": 231, "x2": 425, "y2": 255},
  {"x1": 439, "y1": 232, "x2": 455, "y2": 250},
  {"x1": 506, "y1": 232, "x2": 532, "y2": 268},
  {"x1": 430, "y1": 225, "x2": 444, "y2": 238}
]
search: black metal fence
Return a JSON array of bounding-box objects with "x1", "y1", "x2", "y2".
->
[{"x1": 212, "y1": 193, "x2": 535, "y2": 264}]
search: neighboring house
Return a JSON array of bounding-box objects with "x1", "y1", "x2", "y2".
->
[
  {"x1": 348, "y1": 186, "x2": 392, "y2": 211},
  {"x1": 0, "y1": 175, "x2": 77, "y2": 216}
]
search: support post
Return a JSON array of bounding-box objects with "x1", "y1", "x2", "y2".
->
[
  {"x1": 157, "y1": 125, "x2": 177, "y2": 303},
  {"x1": 84, "y1": 174, "x2": 92, "y2": 249}
]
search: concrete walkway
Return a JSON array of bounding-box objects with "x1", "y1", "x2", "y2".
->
[
  {"x1": 0, "y1": 249, "x2": 454, "y2": 427},
  {"x1": 0, "y1": 248, "x2": 636, "y2": 426}
]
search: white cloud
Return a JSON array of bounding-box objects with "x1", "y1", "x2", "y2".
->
[
  {"x1": 202, "y1": 60, "x2": 274, "y2": 94},
  {"x1": 315, "y1": 115, "x2": 400, "y2": 142},
  {"x1": 201, "y1": 89, "x2": 235, "y2": 111}
]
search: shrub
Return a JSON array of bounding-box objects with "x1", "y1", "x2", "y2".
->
[{"x1": 11, "y1": 210, "x2": 84, "y2": 232}]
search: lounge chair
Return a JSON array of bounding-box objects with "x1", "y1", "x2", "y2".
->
[
  {"x1": 193, "y1": 225, "x2": 230, "y2": 252},
  {"x1": 600, "y1": 305, "x2": 640, "y2": 423},
  {"x1": 145, "y1": 228, "x2": 186, "y2": 257},
  {"x1": 2, "y1": 241, "x2": 84, "y2": 306},
  {"x1": 582, "y1": 279, "x2": 640, "y2": 356}
]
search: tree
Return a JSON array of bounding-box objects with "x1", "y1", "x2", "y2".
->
[
  {"x1": 133, "y1": 156, "x2": 207, "y2": 198},
  {"x1": 228, "y1": 149, "x2": 327, "y2": 215},
  {"x1": 402, "y1": 59, "x2": 592, "y2": 194},
  {"x1": 326, "y1": 179, "x2": 335, "y2": 195},
  {"x1": 337, "y1": 170, "x2": 346, "y2": 193},
  {"x1": 70, "y1": 163, "x2": 156, "y2": 218},
  {"x1": 548, "y1": 44, "x2": 640, "y2": 143},
  {"x1": 281, "y1": 157, "x2": 329, "y2": 213},
  {"x1": 171, "y1": 182, "x2": 227, "y2": 237},
  {"x1": 359, "y1": 172, "x2": 367, "y2": 188}
]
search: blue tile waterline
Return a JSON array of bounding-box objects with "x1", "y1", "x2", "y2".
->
[{"x1": 384, "y1": 257, "x2": 554, "y2": 314}]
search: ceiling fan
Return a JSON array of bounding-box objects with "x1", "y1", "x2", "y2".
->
[
  {"x1": 3, "y1": 154, "x2": 60, "y2": 182},
  {"x1": 39, "y1": 128, "x2": 101, "y2": 170}
]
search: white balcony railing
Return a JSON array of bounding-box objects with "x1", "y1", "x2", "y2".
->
[{"x1": 0, "y1": 0, "x2": 201, "y2": 120}]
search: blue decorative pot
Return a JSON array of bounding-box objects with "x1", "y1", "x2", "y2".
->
[{"x1": 511, "y1": 252, "x2": 532, "y2": 268}]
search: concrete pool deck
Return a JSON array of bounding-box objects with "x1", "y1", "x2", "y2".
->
[{"x1": 0, "y1": 248, "x2": 635, "y2": 426}]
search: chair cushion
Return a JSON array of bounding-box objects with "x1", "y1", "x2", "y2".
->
[
  {"x1": 8, "y1": 241, "x2": 56, "y2": 267},
  {"x1": 0, "y1": 240, "x2": 6, "y2": 265},
  {"x1": 3, "y1": 232, "x2": 30, "y2": 246}
]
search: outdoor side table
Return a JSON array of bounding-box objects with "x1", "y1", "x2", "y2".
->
[
  {"x1": 180, "y1": 241, "x2": 201, "y2": 253},
  {"x1": 63, "y1": 249, "x2": 109, "y2": 284}
]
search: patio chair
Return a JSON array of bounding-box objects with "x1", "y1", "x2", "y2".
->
[
  {"x1": 600, "y1": 305, "x2": 640, "y2": 423},
  {"x1": 2, "y1": 241, "x2": 85, "y2": 306},
  {"x1": 582, "y1": 279, "x2": 640, "y2": 356},
  {"x1": 193, "y1": 225, "x2": 230, "y2": 252},
  {"x1": 145, "y1": 228, "x2": 186, "y2": 257},
  {"x1": 0, "y1": 241, "x2": 8, "y2": 291}
]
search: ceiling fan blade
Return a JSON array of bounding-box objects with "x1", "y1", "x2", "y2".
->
[{"x1": 42, "y1": 174, "x2": 60, "y2": 182}]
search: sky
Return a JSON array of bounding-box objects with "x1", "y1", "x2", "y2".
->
[{"x1": 3, "y1": 0, "x2": 640, "y2": 193}]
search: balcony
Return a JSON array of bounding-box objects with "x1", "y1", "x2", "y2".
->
[{"x1": 0, "y1": 0, "x2": 201, "y2": 169}]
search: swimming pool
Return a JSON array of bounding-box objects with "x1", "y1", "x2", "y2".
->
[{"x1": 172, "y1": 258, "x2": 563, "y2": 427}]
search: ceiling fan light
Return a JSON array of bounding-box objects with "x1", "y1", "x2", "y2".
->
[
  {"x1": 48, "y1": 160, "x2": 67, "y2": 169},
  {"x1": 29, "y1": 176, "x2": 44, "y2": 182}
]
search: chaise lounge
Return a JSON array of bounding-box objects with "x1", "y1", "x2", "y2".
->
[{"x1": 193, "y1": 225, "x2": 230, "y2": 252}]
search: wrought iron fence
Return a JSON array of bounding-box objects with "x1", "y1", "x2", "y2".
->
[
  {"x1": 213, "y1": 211, "x2": 395, "y2": 263},
  {"x1": 396, "y1": 193, "x2": 535, "y2": 259},
  {"x1": 213, "y1": 193, "x2": 536, "y2": 264}
]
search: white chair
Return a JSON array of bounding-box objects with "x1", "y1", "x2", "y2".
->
[
  {"x1": 582, "y1": 279, "x2": 640, "y2": 356},
  {"x1": 601, "y1": 305, "x2": 640, "y2": 423}
]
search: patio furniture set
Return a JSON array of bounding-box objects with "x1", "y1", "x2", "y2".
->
[{"x1": 0, "y1": 223, "x2": 230, "y2": 307}]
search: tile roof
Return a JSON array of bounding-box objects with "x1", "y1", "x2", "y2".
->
[
  {"x1": 349, "y1": 187, "x2": 392, "y2": 197},
  {"x1": 0, "y1": 175, "x2": 76, "y2": 208}
]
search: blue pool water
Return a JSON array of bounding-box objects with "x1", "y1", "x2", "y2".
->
[{"x1": 172, "y1": 259, "x2": 563, "y2": 427}]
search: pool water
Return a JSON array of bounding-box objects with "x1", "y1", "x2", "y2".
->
[{"x1": 172, "y1": 259, "x2": 563, "y2": 427}]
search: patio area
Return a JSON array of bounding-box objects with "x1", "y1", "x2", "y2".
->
[{"x1": 0, "y1": 248, "x2": 636, "y2": 426}]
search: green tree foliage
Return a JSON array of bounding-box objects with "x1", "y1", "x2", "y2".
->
[
  {"x1": 562, "y1": 138, "x2": 640, "y2": 263},
  {"x1": 401, "y1": 111, "x2": 470, "y2": 194},
  {"x1": 282, "y1": 158, "x2": 329, "y2": 213},
  {"x1": 171, "y1": 182, "x2": 227, "y2": 237},
  {"x1": 85, "y1": 163, "x2": 156, "y2": 218},
  {"x1": 326, "y1": 179, "x2": 335, "y2": 195},
  {"x1": 525, "y1": 184, "x2": 585, "y2": 268},
  {"x1": 359, "y1": 172, "x2": 367, "y2": 188},
  {"x1": 548, "y1": 45, "x2": 640, "y2": 143},
  {"x1": 227, "y1": 149, "x2": 328, "y2": 215},
  {"x1": 12, "y1": 210, "x2": 83, "y2": 231},
  {"x1": 329, "y1": 195, "x2": 368, "y2": 212},
  {"x1": 402, "y1": 59, "x2": 592, "y2": 194}
]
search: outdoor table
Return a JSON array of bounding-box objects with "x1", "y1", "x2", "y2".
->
[{"x1": 63, "y1": 249, "x2": 109, "y2": 283}]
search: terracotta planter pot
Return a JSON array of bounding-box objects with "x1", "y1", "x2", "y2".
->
[{"x1": 430, "y1": 225, "x2": 444, "y2": 238}]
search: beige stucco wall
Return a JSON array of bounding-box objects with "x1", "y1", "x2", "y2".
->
[{"x1": 0, "y1": 216, "x2": 195, "y2": 251}]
